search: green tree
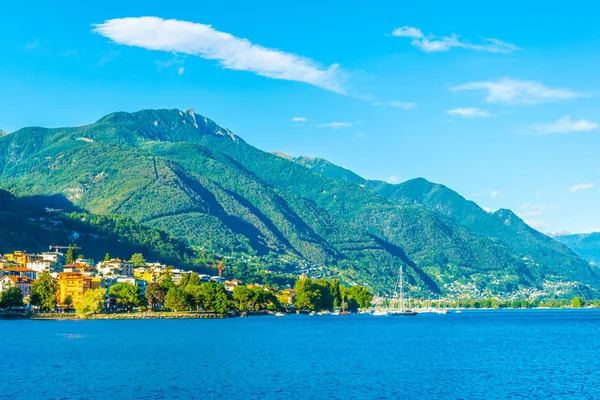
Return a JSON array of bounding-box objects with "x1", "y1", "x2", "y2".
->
[
  {"x1": 63, "y1": 295, "x2": 73, "y2": 308},
  {"x1": 294, "y1": 278, "x2": 321, "y2": 311},
  {"x1": 75, "y1": 288, "x2": 106, "y2": 315},
  {"x1": 160, "y1": 271, "x2": 175, "y2": 291},
  {"x1": 29, "y1": 271, "x2": 58, "y2": 312},
  {"x1": 572, "y1": 297, "x2": 583, "y2": 308},
  {"x1": 145, "y1": 283, "x2": 166, "y2": 310},
  {"x1": 130, "y1": 253, "x2": 147, "y2": 268},
  {"x1": 66, "y1": 244, "x2": 78, "y2": 264},
  {"x1": 0, "y1": 287, "x2": 24, "y2": 309},
  {"x1": 164, "y1": 287, "x2": 188, "y2": 311},
  {"x1": 200, "y1": 282, "x2": 232, "y2": 313},
  {"x1": 183, "y1": 284, "x2": 204, "y2": 311},
  {"x1": 104, "y1": 253, "x2": 111, "y2": 262},
  {"x1": 233, "y1": 285, "x2": 252, "y2": 311},
  {"x1": 108, "y1": 283, "x2": 142, "y2": 311}
]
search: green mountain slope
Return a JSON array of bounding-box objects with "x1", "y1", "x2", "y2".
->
[
  {"x1": 555, "y1": 233, "x2": 600, "y2": 265},
  {"x1": 1, "y1": 108, "x2": 598, "y2": 297},
  {"x1": 0, "y1": 188, "x2": 203, "y2": 268}
]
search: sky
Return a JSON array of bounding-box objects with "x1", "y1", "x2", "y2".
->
[{"x1": 1, "y1": 0, "x2": 599, "y2": 234}]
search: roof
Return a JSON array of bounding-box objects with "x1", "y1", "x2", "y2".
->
[
  {"x1": 3, "y1": 267, "x2": 37, "y2": 273},
  {"x1": 1, "y1": 275, "x2": 33, "y2": 284}
]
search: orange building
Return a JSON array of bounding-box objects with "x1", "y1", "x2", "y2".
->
[{"x1": 57, "y1": 272, "x2": 92, "y2": 306}]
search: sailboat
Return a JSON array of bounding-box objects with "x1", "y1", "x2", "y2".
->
[{"x1": 389, "y1": 266, "x2": 418, "y2": 316}]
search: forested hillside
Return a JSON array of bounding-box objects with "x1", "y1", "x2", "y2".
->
[{"x1": 1, "y1": 108, "x2": 598, "y2": 298}]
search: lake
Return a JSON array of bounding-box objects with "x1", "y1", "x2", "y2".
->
[{"x1": 2, "y1": 310, "x2": 599, "y2": 399}]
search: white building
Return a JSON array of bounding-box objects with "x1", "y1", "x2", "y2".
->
[{"x1": 96, "y1": 259, "x2": 134, "y2": 277}]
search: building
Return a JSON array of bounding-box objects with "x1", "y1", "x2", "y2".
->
[
  {"x1": 0, "y1": 275, "x2": 33, "y2": 296},
  {"x1": 96, "y1": 259, "x2": 134, "y2": 277},
  {"x1": 1, "y1": 267, "x2": 37, "y2": 280},
  {"x1": 3, "y1": 251, "x2": 31, "y2": 267},
  {"x1": 63, "y1": 263, "x2": 97, "y2": 276},
  {"x1": 57, "y1": 272, "x2": 92, "y2": 306},
  {"x1": 27, "y1": 252, "x2": 66, "y2": 273}
]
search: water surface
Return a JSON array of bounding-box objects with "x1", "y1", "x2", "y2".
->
[{"x1": 2, "y1": 310, "x2": 599, "y2": 399}]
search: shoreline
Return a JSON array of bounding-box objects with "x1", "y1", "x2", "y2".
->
[{"x1": 1, "y1": 312, "x2": 232, "y2": 320}]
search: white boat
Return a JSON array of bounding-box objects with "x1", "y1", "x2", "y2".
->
[
  {"x1": 372, "y1": 308, "x2": 389, "y2": 316},
  {"x1": 274, "y1": 312, "x2": 285, "y2": 317},
  {"x1": 331, "y1": 310, "x2": 341, "y2": 316},
  {"x1": 389, "y1": 266, "x2": 418, "y2": 317},
  {"x1": 309, "y1": 311, "x2": 316, "y2": 316}
]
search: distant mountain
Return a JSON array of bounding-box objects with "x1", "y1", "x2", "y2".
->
[
  {"x1": 555, "y1": 233, "x2": 600, "y2": 265},
  {"x1": 1, "y1": 108, "x2": 598, "y2": 297}
]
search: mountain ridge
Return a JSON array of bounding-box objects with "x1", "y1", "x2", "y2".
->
[{"x1": 1, "y1": 108, "x2": 598, "y2": 298}]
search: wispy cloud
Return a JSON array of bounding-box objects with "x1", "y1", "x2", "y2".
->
[
  {"x1": 387, "y1": 176, "x2": 401, "y2": 184},
  {"x1": 291, "y1": 117, "x2": 307, "y2": 122},
  {"x1": 373, "y1": 101, "x2": 416, "y2": 110},
  {"x1": 474, "y1": 189, "x2": 501, "y2": 198},
  {"x1": 569, "y1": 183, "x2": 595, "y2": 192},
  {"x1": 446, "y1": 107, "x2": 491, "y2": 118},
  {"x1": 451, "y1": 78, "x2": 585, "y2": 105},
  {"x1": 317, "y1": 122, "x2": 354, "y2": 129},
  {"x1": 390, "y1": 26, "x2": 520, "y2": 54},
  {"x1": 530, "y1": 116, "x2": 597, "y2": 135},
  {"x1": 93, "y1": 17, "x2": 346, "y2": 93},
  {"x1": 524, "y1": 219, "x2": 550, "y2": 230},
  {"x1": 178, "y1": 67, "x2": 185, "y2": 75}
]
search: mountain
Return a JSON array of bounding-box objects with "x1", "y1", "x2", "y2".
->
[
  {"x1": 555, "y1": 233, "x2": 600, "y2": 265},
  {"x1": 0, "y1": 188, "x2": 205, "y2": 269},
  {"x1": 1, "y1": 108, "x2": 598, "y2": 297}
]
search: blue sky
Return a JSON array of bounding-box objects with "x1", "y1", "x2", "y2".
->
[{"x1": 1, "y1": 0, "x2": 599, "y2": 233}]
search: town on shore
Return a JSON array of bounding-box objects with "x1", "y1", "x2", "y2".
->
[{"x1": 0, "y1": 246, "x2": 596, "y2": 319}]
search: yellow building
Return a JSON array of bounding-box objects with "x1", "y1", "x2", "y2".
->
[
  {"x1": 3, "y1": 251, "x2": 30, "y2": 267},
  {"x1": 57, "y1": 272, "x2": 92, "y2": 306}
]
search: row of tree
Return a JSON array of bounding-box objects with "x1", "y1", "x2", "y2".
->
[{"x1": 293, "y1": 278, "x2": 372, "y2": 312}]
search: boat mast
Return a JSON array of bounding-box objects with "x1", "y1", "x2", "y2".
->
[{"x1": 400, "y1": 266, "x2": 404, "y2": 311}]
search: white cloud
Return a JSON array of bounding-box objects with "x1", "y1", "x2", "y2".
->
[
  {"x1": 317, "y1": 122, "x2": 354, "y2": 129},
  {"x1": 390, "y1": 26, "x2": 520, "y2": 54},
  {"x1": 446, "y1": 107, "x2": 491, "y2": 118},
  {"x1": 178, "y1": 67, "x2": 185, "y2": 75},
  {"x1": 569, "y1": 183, "x2": 595, "y2": 192},
  {"x1": 482, "y1": 206, "x2": 492, "y2": 213},
  {"x1": 518, "y1": 210, "x2": 543, "y2": 218},
  {"x1": 373, "y1": 101, "x2": 417, "y2": 110},
  {"x1": 524, "y1": 219, "x2": 550, "y2": 230},
  {"x1": 291, "y1": 117, "x2": 307, "y2": 122},
  {"x1": 391, "y1": 26, "x2": 424, "y2": 39},
  {"x1": 473, "y1": 190, "x2": 501, "y2": 198},
  {"x1": 531, "y1": 116, "x2": 597, "y2": 135},
  {"x1": 93, "y1": 17, "x2": 346, "y2": 93},
  {"x1": 451, "y1": 78, "x2": 584, "y2": 105},
  {"x1": 387, "y1": 176, "x2": 401, "y2": 184}
]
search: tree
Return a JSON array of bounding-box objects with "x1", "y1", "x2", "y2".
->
[
  {"x1": 233, "y1": 286, "x2": 252, "y2": 311},
  {"x1": 130, "y1": 253, "x2": 147, "y2": 268},
  {"x1": 160, "y1": 271, "x2": 175, "y2": 291},
  {"x1": 572, "y1": 297, "x2": 583, "y2": 308},
  {"x1": 294, "y1": 278, "x2": 321, "y2": 311},
  {"x1": 183, "y1": 284, "x2": 203, "y2": 311},
  {"x1": 75, "y1": 288, "x2": 106, "y2": 315},
  {"x1": 104, "y1": 253, "x2": 111, "y2": 262},
  {"x1": 108, "y1": 283, "x2": 142, "y2": 311},
  {"x1": 145, "y1": 283, "x2": 166, "y2": 310},
  {"x1": 63, "y1": 295, "x2": 73, "y2": 308},
  {"x1": 200, "y1": 283, "x2": 232, "y2": 313},
  {"x1": 0, "y1": 287, "x2": 24, "y2": 309},
  {"x1": 164, "y1": 287, "x2": 188, "y2": 311},
  {"x1": 66, "y1": 244, "x2": 78, "y2": 264},
  {"x1": 29, "y1": 271, "x2": 58, "y2": 312}
]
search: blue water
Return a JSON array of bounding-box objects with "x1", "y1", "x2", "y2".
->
[{"x1": 2, "y1": 310, "x2": 600, "y2": 399}]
